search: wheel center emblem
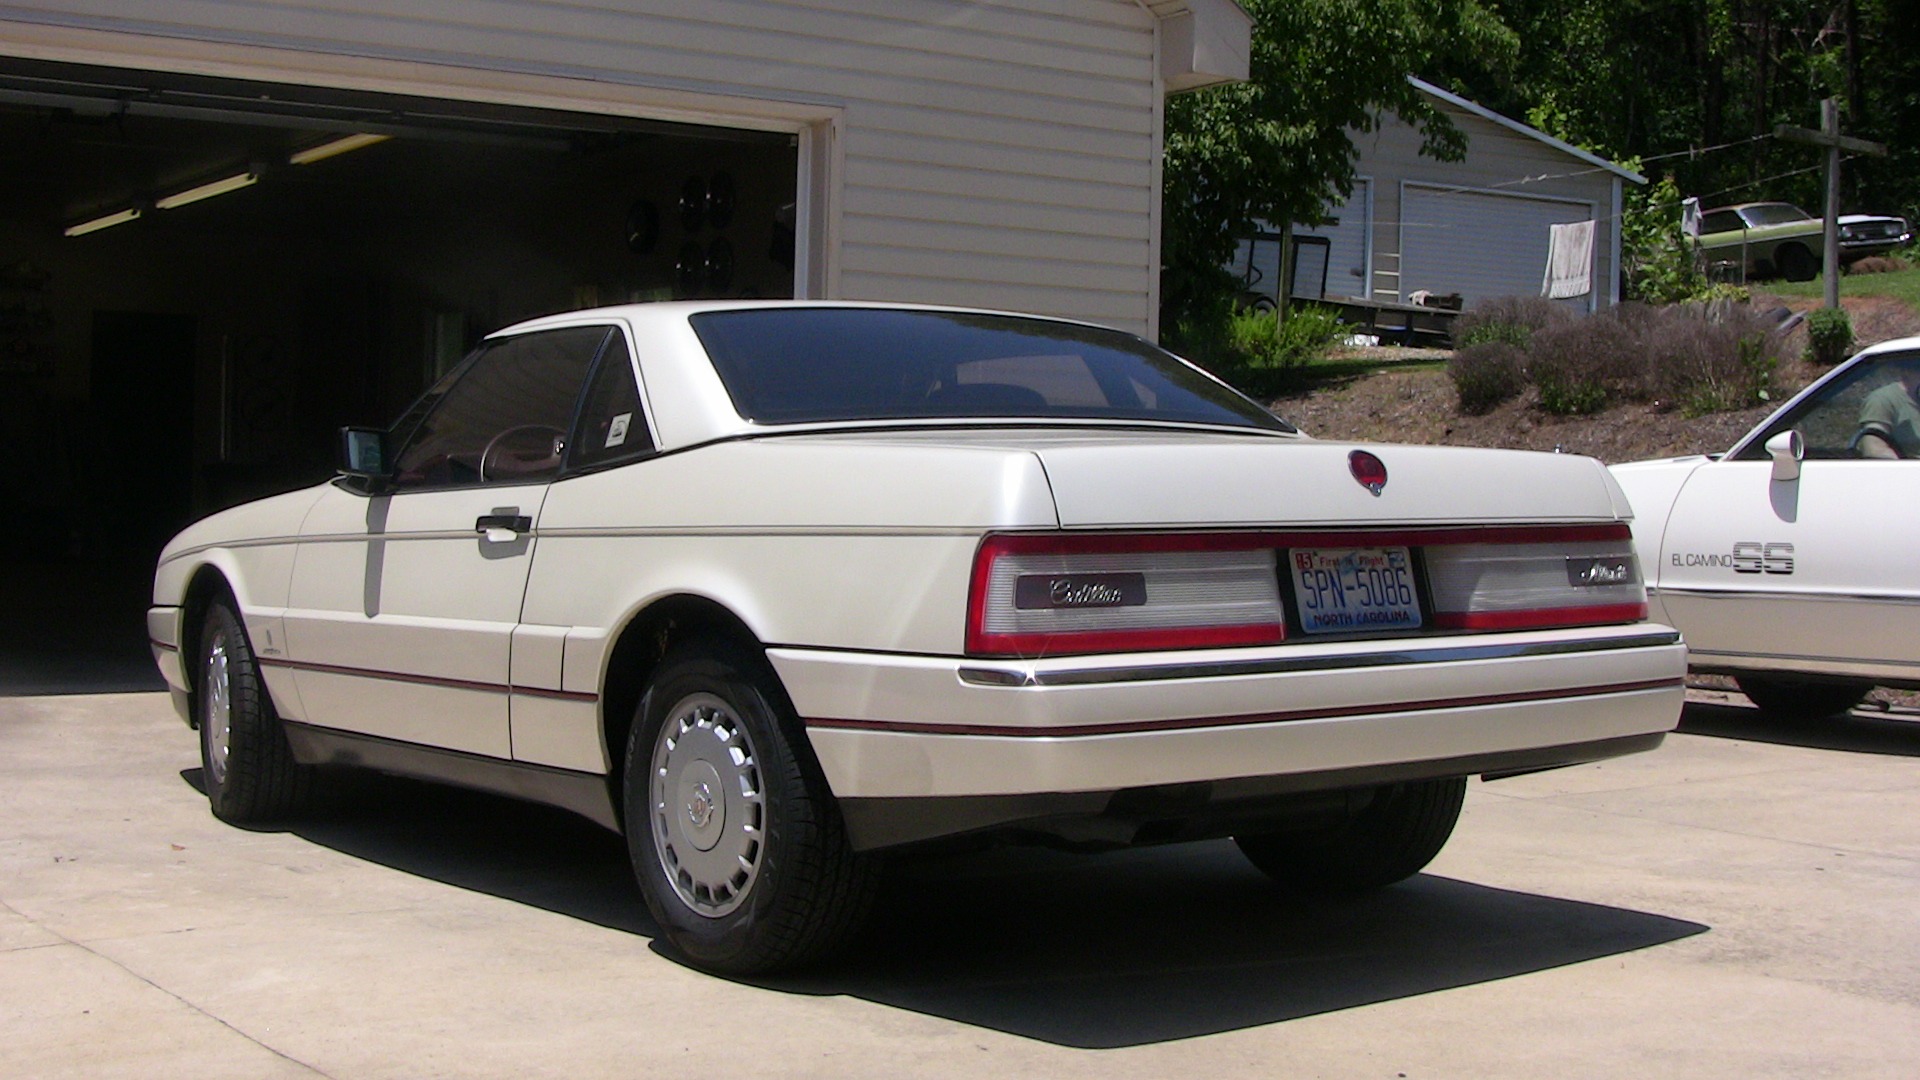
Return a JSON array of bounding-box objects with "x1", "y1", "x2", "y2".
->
[{"x1": 686, "y1": 782, "x2": 714, "y2": 828}]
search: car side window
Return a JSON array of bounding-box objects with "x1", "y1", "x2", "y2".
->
[
  {"x1": 1701, "y1": 211, "x2": 1742, "y2": 234},
  {"x1": 1735, "y1": 357, "x2": 1920, "y2": 461},
  {"x1": 392, "y1": 326, "x2": 612, "y2": 488},
  {"x1": 566, "y1": 331, "x2": 653, "y2": 472}
]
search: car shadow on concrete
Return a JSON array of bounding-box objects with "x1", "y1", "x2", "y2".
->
[
  {"x1": 763, "y1": 844, "x2": 1706, "y2": 1047},
  {"x1": 1679, "y1": 699, "x2": 1920, "y2": 757},
  {"x1": 185, "y1": 767, "x2": 1708, "y2": 1048}
]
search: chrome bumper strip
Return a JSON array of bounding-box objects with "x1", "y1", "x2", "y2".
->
[{"x1": 957, "y1": 629, "x2": 1682, "y2": 688}]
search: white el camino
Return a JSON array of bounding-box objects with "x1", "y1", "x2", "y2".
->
[
  {"x1": 150, "y1": 302, "x2": 1684, "y2": 973},
  {"x1": 1611, "y1": 338, "x2": 1920, "y2": 721}
]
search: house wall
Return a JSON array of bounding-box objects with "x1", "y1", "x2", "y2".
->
[
  {"x1": 1342, "y1": 100, "x2": 1623, "y2": 310},
  {"x1": 0, "y1": 0, "x2": 1169, "y2": 335}
]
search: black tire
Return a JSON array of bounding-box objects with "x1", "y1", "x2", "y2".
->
[
  {"x1": 1735, "y1": 675, "x2": 1872, "y2": 721},
  {"x1": 1777, "y1": 243, "x2": 1818, "y2": 282},
  {"x1": 1234, "y1": 777, "x2": 1466, "y2": 895},
  {"x1": 196, "y1": 599, "x2": 314, "y2": 822},
  {"x1": 624, "y1": 640, "x2": 878, "y2": 975}
]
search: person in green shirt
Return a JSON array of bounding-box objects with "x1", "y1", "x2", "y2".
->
[{"x1": 1856, "y1": 359, "x2": 1920, "y2": 459}]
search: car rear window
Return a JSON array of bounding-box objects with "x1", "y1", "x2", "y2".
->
[{"x1": 687, "y1": 308, "x2": 1293, "y2": 431}]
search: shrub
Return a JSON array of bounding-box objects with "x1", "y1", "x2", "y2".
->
[
  {"x1": 1525, "y1": 316, "x2": 1641, "y2": 415},
  {"x1": 1642, "y1": 304, "x2": 1782, "y2": 416},
  {"x1": 1453, "y1": 295, "x2": 1570, "y2": 350},
  {"x1": 1200, "y1": 303, "x2": 1345, "y2": 396},
  {"x1": 1448, "y1": 343, "x2": 1526, "y2": 414},
  {"x1": 1804, "y1": 307, "x2": 1854, "y2": 366},
  {"x1": 1847, "y1": 255, "x2": 1910, "y2": 275},
  {"x1": 1621, "y1": 174, "x2": 1709, "y2": 304}
]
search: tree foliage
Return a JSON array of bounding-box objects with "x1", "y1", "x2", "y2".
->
[
  {"x1": 1461, "y1": 1, "x2": 1918, "y2": 220},
  {"x1": 1160, "y1": 0, "x2": 1518, "y2": 344}
]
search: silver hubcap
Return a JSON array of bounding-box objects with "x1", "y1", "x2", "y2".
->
[
  {"x1": 202, "y1": 636, "x2": 232, "y2": 787},
  {"x1": 650, "y1": 692, "x2": 765, "y2": 918}
]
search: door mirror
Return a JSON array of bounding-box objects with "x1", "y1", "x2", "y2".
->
[
  {"x1": 1765, "y1": 429, "x2": 1804, "y2": 482},
  {"x1": 338, "y1": 426, "x2": 394, "y2": 488}
]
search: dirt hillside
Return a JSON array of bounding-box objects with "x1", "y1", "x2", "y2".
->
[{"x1": 1271, "y1": 295, "x2": 1920, "y2": 464}]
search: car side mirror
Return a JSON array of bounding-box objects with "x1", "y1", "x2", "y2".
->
[
  {"x1": 1765, "y1": 429, "x2": 1803, "y2": 483},
  {"x1": 338, "y1": 426, "x2": 394, "y2": 491}
]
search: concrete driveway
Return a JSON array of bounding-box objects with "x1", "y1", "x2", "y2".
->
[{"x1": 3, "y1": 689, "x2": 1916, "y2": 1078}]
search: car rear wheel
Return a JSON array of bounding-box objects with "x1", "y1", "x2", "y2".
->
[
  {"x1": 624, "y1": 640, "x2": 878, "y2": 975},
  {"x1": 1734, "y1": 675, "x2": 1872, "y2": 721},
  {"x1": 1776, "y1": 243, "x2": 1818, "y2": 282},
  {"x1": 197, "y1": 599, "x2": 314, "y2": 822},
  {"x1": 1234, "y1": 777, "x2": 1466, "y2": 895}
]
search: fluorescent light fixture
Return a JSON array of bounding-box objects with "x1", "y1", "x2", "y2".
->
[
  {"x1": 155, "y1": 171, "x2": 258, "y2": 210},
  {"x1": 289, "y1": 132, "x2": 391, "y2": 166},
  {"x1": 64, "y1": 207, "x2": 142, "y2": 237}
]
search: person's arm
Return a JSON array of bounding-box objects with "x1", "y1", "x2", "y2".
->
[
  {"x1": 1856, "y1": 387, "x2": 1904, "y2": 459},
  {"x1": 1858, "y1": 430, "x2": 1900, "y2": 459}
]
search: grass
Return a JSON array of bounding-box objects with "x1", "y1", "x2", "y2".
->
[{"x1": 1769, "y1": 266, "x2": 1920, "y2": 310}]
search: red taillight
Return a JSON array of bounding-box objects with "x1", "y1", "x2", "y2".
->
[
  {"x1": 966, "y1": 533, "x2": 1286, "y2": 657},
  {"x1": 1425, "y1": 523, "x2": 1646, "y2": 630},
  {"x1": 964, "y1": 525, "x2": 1648, "y2": 658}
]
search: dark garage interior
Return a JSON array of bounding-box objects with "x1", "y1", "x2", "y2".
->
[{"x1": 0, "y1": 57, "x2": 798, "y2": 693}]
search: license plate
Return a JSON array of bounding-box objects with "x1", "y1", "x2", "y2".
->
[{"x1": 1288, "y1": 547, "x2": 1422, "y2": 633}]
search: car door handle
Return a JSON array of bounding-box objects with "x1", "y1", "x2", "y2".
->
[{"x1": 475, "y1": 513, "x2": 532, "y2": 542}]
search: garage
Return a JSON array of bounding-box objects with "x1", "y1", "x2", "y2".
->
[
  {"x1": 0, "y1": 58, "x2": 802, "y2": 688},
  {"x1": 1398, "y1": 182, "x2": 1596, "y2": 311},
  {"x1": 0, "y1": 3, "x2": 1251, "y2": 691}
]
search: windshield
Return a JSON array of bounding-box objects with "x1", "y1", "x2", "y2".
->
[
  {"x1": 689, "y1": 308, "x2": 1294, "y2": 432},
  {"x1": 1741, "y1": 204, "x2": 1813, "y2": 226}
]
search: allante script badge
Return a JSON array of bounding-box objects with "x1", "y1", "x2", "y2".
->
[{"x1": 1014, "y1": 572, "x2": 1148, "y2": 610}]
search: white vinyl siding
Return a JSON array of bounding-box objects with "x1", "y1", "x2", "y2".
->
[
  {"x1": 1296, "y1": 178, "x2": 1371, "y2": 301},
  {"x1": 1399, "y1": 184, "x2": 1595, "y2": 311},
  {"x1": 0, "y1": 0, "x2": 1165, "y2": 334}
]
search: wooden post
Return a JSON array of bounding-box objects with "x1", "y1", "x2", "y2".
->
[{"x1": 1775, "y1": 98, "x2": 1888, "y2": 310}]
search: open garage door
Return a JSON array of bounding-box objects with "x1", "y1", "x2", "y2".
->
[
  {"x1": 0, "y1": 57, "x2": 799, "y2": 691},
  {"x1": 1398, "y1": 183, "x2": 1595, "y2": 313}
]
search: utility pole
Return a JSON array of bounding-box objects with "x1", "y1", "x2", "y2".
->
[{"x1": 1776, "y1": 98, "x2": 1887, "y2": 309}]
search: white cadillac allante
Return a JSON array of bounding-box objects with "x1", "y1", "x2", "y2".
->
[{"x1": 149, "y1": 302, "x2": 1684, "y2": 973}]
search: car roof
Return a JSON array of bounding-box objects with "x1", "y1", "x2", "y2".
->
[{"x1": 485, "y1": 299, "x2": 1120, "y2": 341}]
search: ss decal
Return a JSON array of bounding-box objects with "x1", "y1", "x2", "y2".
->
[{"x1": 1731, "y1": 541, "x2": 1795, "y2": 575}]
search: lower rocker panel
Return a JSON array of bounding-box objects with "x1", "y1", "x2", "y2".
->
[{"x1": 283, "y1": 722, "x2": 620, "y2": 832}]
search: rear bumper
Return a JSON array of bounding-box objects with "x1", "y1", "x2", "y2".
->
[{"x1": 770, "y1": 625, "x2": 1685, "y2": 849}]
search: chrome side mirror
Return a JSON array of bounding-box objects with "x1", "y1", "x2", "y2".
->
[{"x1": 1765, "y1": 429, "x2": 1804, "y2": 483}]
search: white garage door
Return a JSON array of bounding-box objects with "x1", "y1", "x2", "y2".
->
[{"x1": 1400, "y1": 183, "x2": 1595, "y2": 311}]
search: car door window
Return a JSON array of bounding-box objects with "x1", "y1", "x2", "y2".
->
[
  {"x1": 1735, "y1": 356, "x2": 1920, "y2": 461},
  {"x1": 392, "y1": 326, "x2": 612, "y2": 488},
  {"x1": 565, "y1": 331, "x2": 653, "y2": 472}
]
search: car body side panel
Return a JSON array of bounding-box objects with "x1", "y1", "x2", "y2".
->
[
  {"x1": 150, "y1": 486, "x2": 327, "y2": 722},
  {"x1": 1653, "y1": 458, "x2": 1920, "y2": 682},
  {"x1": 1608, "y1": 456, "x2": 1708, "y2": 626},
  {"x1": 280, "y1": 482, "x2": 550, "y2": 758}
]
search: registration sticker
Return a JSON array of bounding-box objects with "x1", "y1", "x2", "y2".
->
[{"x1": 1289, "y1": 547, "x2": 1422, "y2": 633}]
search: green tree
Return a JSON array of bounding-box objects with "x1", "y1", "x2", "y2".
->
[{"x1": 1160, "y1": 0, "x2": 1518, "y2": 347}]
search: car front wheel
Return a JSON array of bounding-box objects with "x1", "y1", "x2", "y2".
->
[
  {"x1": 1235, "y1": 776, "x2": 1466, "y2": 895},
  {"x1": 197, "y1": 599, "x2": 313, "y2": 822},
  {"x1": 624, "y1": 640, "x2": 878, "y2": 975},
  {"x1": 1735, "y1": 675, "x2": 1872, "y2": 721}
]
